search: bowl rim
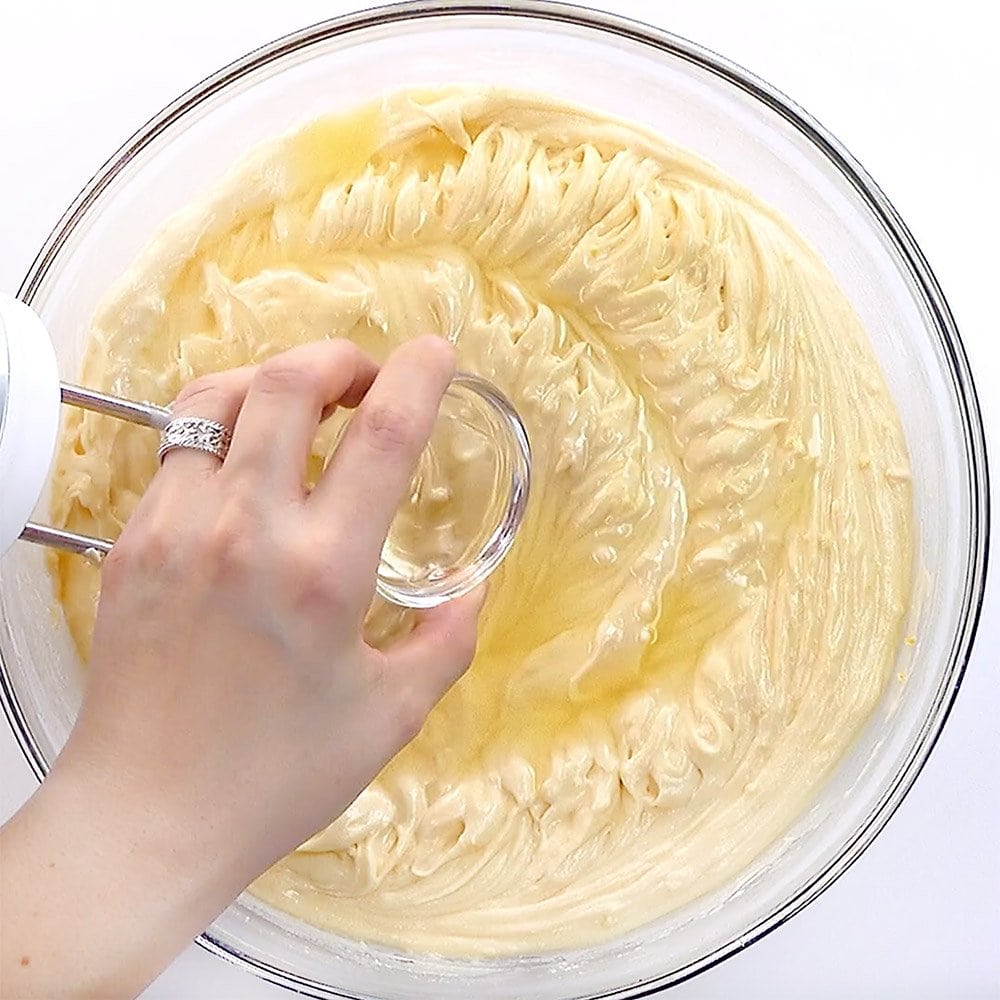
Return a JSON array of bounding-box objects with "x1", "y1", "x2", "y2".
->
[{"x1": 2, "y1": 0, "x2": 990, "y2": 996}]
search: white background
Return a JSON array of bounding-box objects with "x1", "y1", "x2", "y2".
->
[{"x1": 1, "y1": 1, "x2": 997, "y2": 997}]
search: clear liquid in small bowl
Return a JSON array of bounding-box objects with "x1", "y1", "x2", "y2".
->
[{"x1": 326, "y1": 372, "x2": 530, "y2": 609}]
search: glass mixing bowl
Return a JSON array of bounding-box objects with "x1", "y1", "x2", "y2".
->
[{"x1": 0, "y1": 1, "x2": 988, "y2": 996}]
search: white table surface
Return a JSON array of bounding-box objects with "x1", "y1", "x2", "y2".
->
[{"x1": 2, "y1": 1, "x2": 998, "y2": 997}]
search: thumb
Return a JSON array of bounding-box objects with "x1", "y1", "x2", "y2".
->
[{"x1": 381, "y1": 585, "x2": 487, "y2": 697}]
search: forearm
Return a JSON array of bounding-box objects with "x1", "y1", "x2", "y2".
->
[{"x1": 0, "y1": 753, "x2": 248, "y2": 999}]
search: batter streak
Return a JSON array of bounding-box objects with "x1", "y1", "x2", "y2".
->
[{"x1": 49, "y1": 88, "x2": 913, "y2": 956}]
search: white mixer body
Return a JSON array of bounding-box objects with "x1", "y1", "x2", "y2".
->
[{"x1": 0, "y1": 294, "x2": 61, "y2": 557}]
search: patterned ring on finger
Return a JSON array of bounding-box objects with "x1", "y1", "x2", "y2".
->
[{"x1": 157, "y1": 415, "x2": 233, "y2": 465}]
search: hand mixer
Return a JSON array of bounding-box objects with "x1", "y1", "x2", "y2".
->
[{"x1": 0, "y1": 293, "x2": 531, "y2": 609}]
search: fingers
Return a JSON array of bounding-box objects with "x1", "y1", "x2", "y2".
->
[
  {"x1": 224, "y1": 341, "x2": 379, "y2": 496},
  {"x1": 159, "y1": 367, "x2": 256, "y2": 479},
  {"x1": 380, "y1": 586, "x2": 486, "y2": 698},
  {"x1": 311, "y1": 335, "x2": 456, "y2": 570}
]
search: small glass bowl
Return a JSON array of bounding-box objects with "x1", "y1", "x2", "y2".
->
[{"x1": 375, "y1": 371, "x2": 531, "y2": 609}]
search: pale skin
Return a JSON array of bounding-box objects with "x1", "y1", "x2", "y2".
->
[{"x1": 0, "y1": 335, "x2": 483, "y2": 999}]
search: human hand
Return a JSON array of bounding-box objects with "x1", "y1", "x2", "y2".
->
[
  {"x1": 0, "y1": 335, "x2": 483, "y2": 998},
  {"x1": 73, "y1": 333, "x2": 482, "y2": 877}
]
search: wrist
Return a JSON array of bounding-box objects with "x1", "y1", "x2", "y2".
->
[
  {"x1": 2, "y1": 752, "x2": 243, "y2": 999},
  {"x1": 44, "y1": 735, "x2": 252, "y2": 920}
]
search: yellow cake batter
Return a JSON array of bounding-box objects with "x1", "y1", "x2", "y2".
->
[{"x1": 48, "y1": 88, "x2": 913, "y2": 957}]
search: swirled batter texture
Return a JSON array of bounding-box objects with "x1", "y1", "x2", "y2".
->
[{"x1": 50, "y1": 89, "x2": 913, "y2": 956}]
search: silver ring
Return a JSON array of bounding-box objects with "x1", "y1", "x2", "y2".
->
[{"x1": 157, "y1": 416, "x2": 232, "y2": 464}]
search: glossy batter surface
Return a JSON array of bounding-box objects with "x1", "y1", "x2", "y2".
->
[{"x1": 50, "y1": 89, "x2": 913, "y2": 956}]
